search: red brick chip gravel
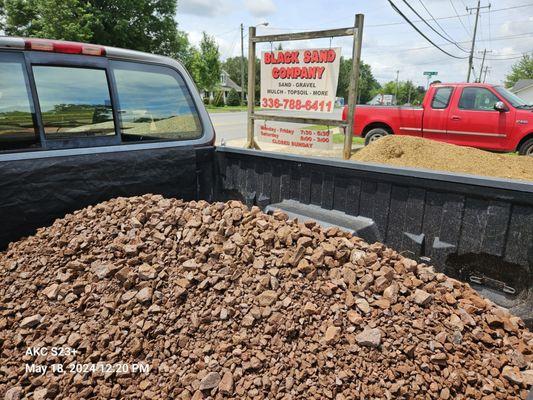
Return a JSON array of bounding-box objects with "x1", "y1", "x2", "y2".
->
[{"x1": 1, "y1": 195, "x2": 531, "y2": 399}]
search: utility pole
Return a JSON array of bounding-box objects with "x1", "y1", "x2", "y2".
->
[
  {"x1": 466, "y1": 1, "x2": 491, "y2": 82},
  {"x1": 240, "y1": 23, "x2": 245, "y2": 106},
  {"x1": 476, "y1": 49, "x2": 492, "y2": 82},
  {"x1": 395, "y1": 70, "x2": 400, "y2": 105},
  {"x1": 483, "y1": 66, "x2": 491, "y2": 83}
]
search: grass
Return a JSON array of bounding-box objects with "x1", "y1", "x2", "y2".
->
[
  {"x1": 301, "y1": 124, "x2": 364, "y2": 145},
  {"x1": 205, "y1": 105, "x2": 248, "y2": 113},
  {"x1": 333, "y1": 133, "x2": 365, "y2": 145}
]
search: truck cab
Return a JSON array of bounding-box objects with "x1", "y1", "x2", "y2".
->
[
  {"x1": 0, "y1": 37, "x2": 214, "y2": 155},
  {"x1": 421, "y1": 83, "x2": 533, "y2": 154}
]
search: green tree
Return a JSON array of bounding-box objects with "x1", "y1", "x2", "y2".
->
[
  {"x1": 222, "y1": 56, "x2": 260, "y2": 103},
  {"x1": 198, "y1": 32, "x2": 221, "y2": 95},
  {"x1": 505, "y1": 54, "x2": 533, "y2": 88},
  {"x1": 371, "y1": 80, "x2": 425, "y2": 105},
  {"x1": 222, "y1": 57, "x2": 244, "y2": 90},
  {"x1": 226, "y1": 88, "x2": 240, "y2": 106},
  {"x1": 186, "y1": 47, "x2": 203, "y2": 91},
  {"x1": 336, "y1": 58, "x2": 380, "y2": 104},
  {"x1": 0, "y1": 1, "x2": 6, "y2": 32},
  {"x1": 174, "y1": 30, "x2": 193, "y2": 64},
  {"x1": 2, "y1": 0, "x2": 184, "y2": 56}
]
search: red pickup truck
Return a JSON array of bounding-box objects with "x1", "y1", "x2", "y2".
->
[{"x1": 343, "y1": 83, "x2": 533, "y2": 155}]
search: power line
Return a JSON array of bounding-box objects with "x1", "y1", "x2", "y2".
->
[
  {"x1": 449, "y1": 0, "x2": 471, "y2": 35},
  {"x1": 363, "y1": 33, "x2": 532, "y2": 59},
  {"x1": 460, "y1": 0, "x2": 474, "y2": 32},
  {"x1": 370, "y1": 3, "x2": 533, "y2": 27},
  {"x1": 401, "y1": 0, "x2": 469, "y2": 53},
  {"x1": 265, "y1": 3, "x2": 533, "y2": 32},
  {"x1": 417, "y1": 0, "x2": 459, "y2": 43},
  {"x1": 388, "y1": 0, "x2": 469, "y2": 59}
]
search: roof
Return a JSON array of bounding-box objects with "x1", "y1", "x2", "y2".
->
[
  {"x1": 511, "y1": 79, "x2": 533, "y2": 92},
  {"x1": 220, "y1": 70, "x2": 242, "y2": 92},
  {"x1": 431, "y1": 82, "x2": 496, "y2": 89},
  {"x1": 0, "y1": 36, "x2": 174, "y2": 64}
]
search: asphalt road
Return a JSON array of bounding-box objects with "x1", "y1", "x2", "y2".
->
[
  {"x1": 209, "y1": 109, "x2": 344, "y2": 145},
  {"x1": 208, "y1": 111, "x2": 247, "y2": 144}
]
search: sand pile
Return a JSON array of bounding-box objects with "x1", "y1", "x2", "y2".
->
[{"x1": 352, "y1": 136, "x2": 533, "y2": 181}]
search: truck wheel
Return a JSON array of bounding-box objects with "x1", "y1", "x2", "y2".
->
[
  {"x1": 518, "y1": 138, "x2": 533, "y2": 156},
  {"x1": 364, "y1": 128, "x2": 389, "y2": 146}
]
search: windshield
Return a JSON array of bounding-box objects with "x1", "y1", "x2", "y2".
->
[{"x1": 494, "y1": 86, "x2": 528, "y2": 107}]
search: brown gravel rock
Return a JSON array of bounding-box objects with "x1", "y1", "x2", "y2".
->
[
  {"x1": 324, "y1": 325, "x2": 341, "y2": 344},
  {"x1": 199, "y1": 372, "x2": 221, "y2": 391},
  {"x1": 218, "y1": 371, "x2": 234, "y2": 394},
  {"x1": 0, "y1": 194, "x2": 531, "y2": 400},
  {"x1": 413, "y1": 288, "x2": 433, "y2": 306},
  {"x1": 19, "y1": 314, "x2": 42, "y2": 328},
  {"x1": 41, "y1": 283, "x2": 59, "y2": 300},
  {"x1": 4, "y1": 386, "x2": 22, "y2": 400},
  {"x1": 356, "y1": 327, "x2": 382, "y2": 348},
  {"x1": 355, "y1": 298, "x2": 370, "y2": 314}
]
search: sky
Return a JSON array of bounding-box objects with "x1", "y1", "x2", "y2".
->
[{"x1": 176, "y1": 0, "x2": 533, "y2": 87}]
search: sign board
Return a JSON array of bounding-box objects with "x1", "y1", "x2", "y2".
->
[
  {"x1": 423, "y1": 71, "x2": 438, "y2": 76},
  {"x1": 260, "y1": 48, "x2": 341, "y2": 113},
  {"x1": 257, "y1": 123, "x2": 333, "y2": 150}
]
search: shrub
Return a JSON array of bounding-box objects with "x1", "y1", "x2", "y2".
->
[{"x1": 226, "y1": 89, "x2": 241, "y2": 106}]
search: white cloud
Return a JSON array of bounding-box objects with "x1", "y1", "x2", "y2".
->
[
  {"x1": 179, "y1": 0, "x2": 232, "y2": 17},
  {"x1": 188, "y1": 30, "x2": 241, "y2": 60},
  {"x1": 244, "y1": 0, "x2": 276, "y2": 17}
]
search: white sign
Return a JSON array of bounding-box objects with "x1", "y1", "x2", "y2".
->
[
  {"x1": 260, "y1": 48, "x2": 341, "y2": 113},
  {"x1": 257, "y1": 123, "x2": 333, "y2": 150}
]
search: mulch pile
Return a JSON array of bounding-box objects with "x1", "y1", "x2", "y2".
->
[
  {"x1": 1, "y1": 195, "x2": 532, "y2": 399},
  {"x1": 352, "y1": 135, "x2": 533, "y2": 181}
]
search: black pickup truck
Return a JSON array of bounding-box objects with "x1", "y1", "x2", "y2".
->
[{"x1": 1, "y1": 37, "x2": 532, "y2": 327}]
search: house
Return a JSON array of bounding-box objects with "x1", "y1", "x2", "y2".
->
[
  {"x1": 203, "y1": 70, "x2": 242, "y2": 104},
  {"x1": 511, "y1": 79, "x2": 533, "y2": 104},
  {"x1": 219, "y1": 70, "x2": 242, "y2": 103}
]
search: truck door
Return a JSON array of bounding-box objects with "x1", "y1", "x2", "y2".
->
[
  {"x1": 445, "y1": 86, "x2": 513, "y2": 151},
  {"x1": 422, "y1": 86, "x2": 453, "y2": 143}
]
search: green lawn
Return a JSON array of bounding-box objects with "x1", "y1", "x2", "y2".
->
[
  {"x1": 301, "y1": 124, "x2": 364, "y2": 145},
  {"x1": 206, "y1": 105, "x2": 248, "y2": 113},
  {"x1": 333, "y1": 133, "x2": 365, "y2": 145}
]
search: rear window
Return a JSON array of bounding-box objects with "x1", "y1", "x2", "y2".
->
[
  {"x1": 0, "y1": 54, "x2": 40, "y2": 152},
  {"x1": 32, "y1": 66, "x2": 115, "y2": 139},
  {"x1": 111, "y1": 61, "x2": 202, "y2": 142},
  {"x1": 431, "y1": 87, "x2": 453, "y2": 109}
]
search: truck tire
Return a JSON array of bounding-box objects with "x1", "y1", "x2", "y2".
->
[
  {"x1": 518, "y1": 138, "x2": 533, "y2": 156},
  {"x1": 364, "y1": 128, "x2": 389, "y2": 146}
]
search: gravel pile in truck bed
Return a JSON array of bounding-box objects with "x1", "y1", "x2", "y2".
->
[{"x1": 1, "y1": 195, "x2": 532, "y2": 400}]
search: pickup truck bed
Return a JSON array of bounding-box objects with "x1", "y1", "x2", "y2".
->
[{"x1": 1, "y1": 145, "x2": 532, "y2": 326}]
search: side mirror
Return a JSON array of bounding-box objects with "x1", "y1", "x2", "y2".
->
[{"x1": 494, "y1": 101, "x2": 507, "y2": 112}]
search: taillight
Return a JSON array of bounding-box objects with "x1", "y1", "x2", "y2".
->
[{"x1": 24, "y1": 39, "x2": 106, "y2": 56}]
